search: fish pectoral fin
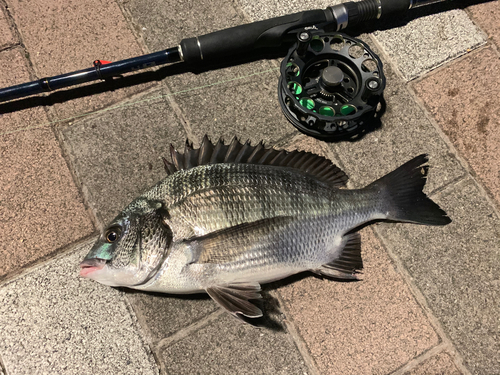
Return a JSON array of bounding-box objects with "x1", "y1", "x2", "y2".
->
[
  {"x1": 186, "y1": 216, "x2": 295, "y2": 264},
  {"x1": 314, "y1": 232, "x2": 363, "y2": 280},
  {"x1": 206, "y1": 282, "x2": 263, "y2": 319}
]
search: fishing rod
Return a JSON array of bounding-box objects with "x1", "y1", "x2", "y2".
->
[{"x1": 0, "y1": 0, "x2": 448, "y2": 139}]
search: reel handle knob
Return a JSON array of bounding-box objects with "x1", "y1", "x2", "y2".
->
[{"x1": 297, "y1": 31, "x2": 312, "y2": 56}]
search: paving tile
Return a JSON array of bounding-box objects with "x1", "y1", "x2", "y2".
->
[
  {"x1": 237, "y1": 1, "x2": 485, "y2": 81},
  {"x1": 0, "y1": 125, "x2": 94, "y2": 279},
  {"x1": 468, "y1": 1, "x2": 500, "y2": 48},
  {"x1": 60, "y1": 89, "x2": 187, "y2": 226},
  {"x1": 373, "y1": 10, "x2": 486, "y2": 80},
  {"x1": 0, "y1": 237, "x2": 159, "y2": 375},
  {"x1": 7, "y1": 0, "x2": 152, "y2": 119},
  {"x1": 237, "y1": 0, "x2": 343, "y2": 21},
  {"x1": 377, "y1": 178, "x2": 500, "y2": 375},
  {"x1": 0, "y1": 7, "x2": 16, "y2": 49},
  {"x1": 173, "y1": 69, "x2": 295, "y2": 145},
  {"x1": 279, "y1": 133, "x2": 340, "y2": 161},
  {"x1": 404, "y1": 351, "x2": 462, "y2": 375},
  {"x1": 121, "y1": 0, "x2": 277, "y2": 92},
  {"x1": 159, "y1": 313, "x2": 309, "y2": 375},
  {"x1": 0, "y1": 48, "x2": 48, "y2": 134},
  {"x1": 121, "y1": 0, "x2": 244, "y2": 53},
  {"x1": 413, "y1": 46, "x2": 500, "y2": 205},
  {"x1": 165, "y1": 61, "x2": 279, "y2": 101},
  {"x1": 330, "y1": 45, "x2": 463, "y2": 193},
  {"x1": 279, "y1": 227, "x2": 438, "y2": 375},
  {"x1": 126, "y1": 292, "x2": 219, "y2": 344}
]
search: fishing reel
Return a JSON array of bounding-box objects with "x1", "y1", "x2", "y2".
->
[{"x1": 278, "y1": 31, "x2": 386, "y2": 140}]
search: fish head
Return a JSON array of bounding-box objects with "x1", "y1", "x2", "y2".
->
[{"x1": 80, "y1": 198, "x2": 172, "y2": 287}]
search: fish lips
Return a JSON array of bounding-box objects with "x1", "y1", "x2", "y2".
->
[{"x1": 79, "y1": 258, "x2": 107, "y2": 277}]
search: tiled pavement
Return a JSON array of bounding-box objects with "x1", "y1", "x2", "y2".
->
[{"x1": 0, "y1": 0, "x2": 499, "y2": 374}]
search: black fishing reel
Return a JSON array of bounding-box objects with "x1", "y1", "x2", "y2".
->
[{"x1": 278, "y1": 31, "x2": 386, "y2": 140}]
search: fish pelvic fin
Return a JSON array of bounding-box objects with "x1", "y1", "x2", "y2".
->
[
  {"x1": 314, "y1": 232, "x2": 363, "y2": 280},
  {"x1": 163, "y1": 135, "x2": 348, "y2": 187},
  {"x1": 367, "y1": 154, "x2": 451, "y2": 226},
  {"x1": 206, "y1": 282, "x2": 263, "y2": 319}
]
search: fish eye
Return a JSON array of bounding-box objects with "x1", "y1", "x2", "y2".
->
[{"x1": 105, "y1": 227, "x2": 121, "y2": 243}]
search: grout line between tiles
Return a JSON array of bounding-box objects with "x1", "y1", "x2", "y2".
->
[
  {"x1": 122, "y1": 295, "x2": 162, "y2": 375},
  {"x1": 410, "y1": 44, "x2": 492, "y2": 85},
  {"x1": 463, "y1": 6, "x2": 498, "y2": 51},
  {"x1": 155, "y1": 309, "x2": 226, "y2": 350},
  {"x1": 52, "y1": 121, "x2": 99, "y2": 226},
  {"x1": 350, "y1": 32, "x2": 495, "y2": 375},
  {"x1": 114, "y1": 0, "x2": 150, "y2": 55},
  {"x1": 0, "y1": 233, "x2": 97, "y2": 288},
  {"x1": 0, "y1": 0, "x2": 37, "y2": 82},
  {"x1": 274, "y1": 292, "x2": 322, "y2": 375},
  {"x1": 371, "y1": 31, "x2": 500, "y2": 216},
  {"x1": 404, "y1": 55, "x2": 500, "y2": 218},
  {"x1": 0, "y1": 44, "x2": 20, "y2": 53},
  {"x1": 389, "y1": 342, "x2": 449, "y2": 375},
  {"x1": 372, "y1": 226, "x2": 472, "y2": 375}
]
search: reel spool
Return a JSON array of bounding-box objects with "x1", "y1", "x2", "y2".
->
[{"x1": 278, "y1": 31, "x2": 385, "y2": 140}]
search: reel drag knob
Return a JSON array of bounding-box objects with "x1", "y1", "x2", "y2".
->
[{"x1": 321, "y1": 66, "x2": 344, "y2": 88}]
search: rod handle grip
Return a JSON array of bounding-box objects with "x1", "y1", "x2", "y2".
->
[{"x1": 179, "y1": 9, "x2": 334, "y2": 65}]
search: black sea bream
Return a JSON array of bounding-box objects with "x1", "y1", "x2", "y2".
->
[{"x1": 80, "y1": 137, "x2": 451, "y2": 320}]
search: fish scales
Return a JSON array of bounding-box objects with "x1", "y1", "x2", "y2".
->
[
  {"x1": 145, "y1": 163, "x2": 336, "y2": 236},
  {"x1": 80, "y1": 137, "x2": 451, "y2": 322}
]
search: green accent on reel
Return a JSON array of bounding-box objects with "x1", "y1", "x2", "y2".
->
[
  {"x1": 310, "y1": 37, "x2": 324, "y2": 52},
  {"x1": 340, "y1": 104, "x2": 357, "y2": 115},
  {"x1": 299, "y1": 98, "x2": 315, "y2": 110},
  {"x1": 286, "y1": 62, "x2": 300, "y2": 76},
  {"x1": 319, "y1": 106, "x2": 335, "y2": 117},
  {"x1": 288, "y1": 82, "x2": 302, "y2": 95}
]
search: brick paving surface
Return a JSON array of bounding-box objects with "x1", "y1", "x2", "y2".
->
[
  {"x1": 413, "y1": 46, "x2": 500, "y2": 203},
  {"x1": 7, "y1": 0, "x2": 153, "y2": 118},
  {"x1": 403, "y1": 351, "x2": 462, "y2": 375},
  {"x1": 0, "y1": 0, "x2": 498, "y2": 374}
]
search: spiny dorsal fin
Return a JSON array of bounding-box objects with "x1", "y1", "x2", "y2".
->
[{"x1": 162, "y1": 135, "x2": 348, "y2": 187}]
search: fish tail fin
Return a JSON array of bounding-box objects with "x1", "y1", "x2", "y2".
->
[{"x1": 367, "y1": 154, "x2": 451, "y2": 226}]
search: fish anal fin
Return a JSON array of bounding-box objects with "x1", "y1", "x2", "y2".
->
[
  {"x1": 315, "y1": 232, "x2": 363, "y2": 280},
  {"x1": 206, "y1": 282, "x2": 263, "y2": 319}
]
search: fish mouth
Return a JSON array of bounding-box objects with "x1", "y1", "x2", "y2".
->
[{"x1": 79, "y1": 258, "x2": 107, "y2": 277}]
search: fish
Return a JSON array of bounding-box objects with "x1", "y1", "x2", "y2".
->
[{"x1": 80, "y1": 136, "x2": 451, "y2": 320}]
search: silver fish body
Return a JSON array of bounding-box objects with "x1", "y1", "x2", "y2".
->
[
  {"x1": 80, "y1": 137, "x2": 451, "y2": 320},
  {"x1": 137, "y1": 164, "x2": 377, "y2": 291}
]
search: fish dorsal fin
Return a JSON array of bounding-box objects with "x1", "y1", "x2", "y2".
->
[
  {"x1": 315, "y1": 232, "x2": 363, "y2": 280},
  {"x1": 206, "y1": 282, "x2": 263, "y2": 319},
  {"x1": 162, "y1": 135, "x2": 348, "y2": 187}
]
